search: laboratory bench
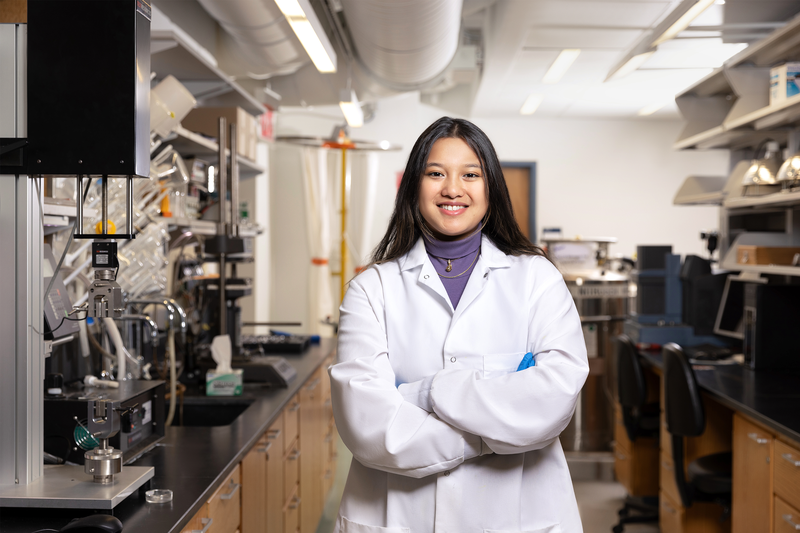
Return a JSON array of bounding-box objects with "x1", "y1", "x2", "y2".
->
[
  {"x1": 614, "y1": 348, "x2": 800, "y2": 533},
  {"x1": 0, "y1": 338, "x2": 338, "y2": 533}
]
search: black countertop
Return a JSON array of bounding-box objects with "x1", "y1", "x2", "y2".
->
[
  {"x1": 638, "y1": 349, "x2": 800, "y2": 444},
  {"x1": 0, "y1": 339, "x2": 336, "y2": 533}
]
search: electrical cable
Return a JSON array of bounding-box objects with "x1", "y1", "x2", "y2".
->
[
  {"x1": 44, "y1": 178, "x2": 92, "y2": 306},
  {"x1": 40, "y1": 313, "x2": 88, "y2": 338}
]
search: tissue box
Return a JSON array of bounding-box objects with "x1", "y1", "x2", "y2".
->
[
  {"x1": 770, "y1": 62, "x2": 800, "y2": 105},
  {"x1": 206, "y1": 369, "x2": 243, "y2": 396}
]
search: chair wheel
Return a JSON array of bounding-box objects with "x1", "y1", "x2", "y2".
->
[{"x1": 612, "y1": 526, "x2": 624, "y2": 533}]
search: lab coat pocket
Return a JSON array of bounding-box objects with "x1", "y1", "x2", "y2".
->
[
  {"x1": 483, "y1": 352, "x2": 527, "y2": 379},
  {"x1": 340, "y1": 517, "x2": 410, "y2": 533},
  {"x1": 484, "y1": 526, "x2": 561, "y2": 533}
]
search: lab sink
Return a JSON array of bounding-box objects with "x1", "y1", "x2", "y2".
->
[{"x1": 168, "y1": 398, "x2": 255, "y2": 427}]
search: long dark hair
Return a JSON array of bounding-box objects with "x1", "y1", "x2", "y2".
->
[{"x1": 369, "y1": 117, "x2": 547, "y2": 264}]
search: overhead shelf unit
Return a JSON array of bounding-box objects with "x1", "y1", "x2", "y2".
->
[
  {"x1": 674, "y1": 12, "x2": 800, "y2": 150},
  {"x1": 161, "y1": 126, "x2": 266, "y2": 179},
  {"x1": 150, "y1": 17, "x2": 266, "y2": 116}
]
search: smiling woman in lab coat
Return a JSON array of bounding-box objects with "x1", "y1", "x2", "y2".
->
[{"x1": 330, "y1": 117, "x2": 589, "y2": 533}]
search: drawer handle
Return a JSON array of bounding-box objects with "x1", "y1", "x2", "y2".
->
[
  {"x1": 289, "y1": 402, "x2": 301, "y2": 413},
  {"x1": 661, "y1": 501, "x2": 677, "y2": 515},
  {"x1": 267, "y1": 428, "x2": 282, "y2": 439},
  {"x1": 288, "y1": 449, "x2": 301, "y2": 461},
  {"x1": 783, "y1": 514, "x2": 800, "y2": 530},
  {"x1": 615, "y1": 451, "x2": 627, "y2": 461},
  {"x1": 324, "y1": 398, "x2": 331, "y2": 407},
  {"x1": 220, "y1": 481, "x2": 241, "y2": 500},
  {"x1": 324, "y1": 433, "x2": 333, "y2": 443},
  {"x1": 257, "y1": 442, "x2": 273, "y2": 453},
  {"x1": 191, "y1": 517, "x2": 213, "y2": 533},
  {"x1": 288, "y1": 496, "x2": 301, "y2": 510},
  {"x1": 324, "y1": 469, "x2": 332, "y2": 479},
  {"x1": 661, "y1": 461, "x2": 673, "y2": 471},
  {"x1": 748, "y1": 432, "x2": 769, "y2": 444},
  {"x1": 305, "y1": 378, "x2": 321, "y2": 392},
  {"x1": 782, "y1": 453, "x2": 800, "y2": 467}
]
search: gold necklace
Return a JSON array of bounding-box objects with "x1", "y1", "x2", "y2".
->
[{"x1": 436, "y1": 250, "x2": 480, "y2": 279}]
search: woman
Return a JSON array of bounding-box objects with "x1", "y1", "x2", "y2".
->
[{"x1": 330, "y1": 117, "x2": 589, "y2": 533}]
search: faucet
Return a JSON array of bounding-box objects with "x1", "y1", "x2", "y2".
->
[{"x1": 126, "y1": 297, "x2": 187, "y2": 341}]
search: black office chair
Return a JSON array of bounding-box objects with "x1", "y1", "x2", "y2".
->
[
  {"x1": 663, "y1": 342, "x2": 732, "y2": 520},
  {"x1": 612, "y1": 334, "x2": 660, "y2": 533}
]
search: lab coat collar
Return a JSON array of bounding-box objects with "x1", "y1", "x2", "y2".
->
[{"x1": 400, "y1": 235, "x2": 511, "y2": 272}]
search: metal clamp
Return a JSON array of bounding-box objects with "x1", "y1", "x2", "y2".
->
[
  {"x1": 782, "y1": 453, "x2": 800, "y2": 467},
  {"x1": 783, "y1": 514, "x2": 800, "y2": 530},
  {"x1": 191, "y1": 517, "x2": 213, "y2": 533},
  {"x1": 220, "y1": 481, "x2": 241, "y2": 500},
  {"x1": 748, "y1": 432, "x2": 769, "y2": 444}
]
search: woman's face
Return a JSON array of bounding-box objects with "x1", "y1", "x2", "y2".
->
[{"x1": 418, "y1": 137, "x2": 488, "y2": 241}]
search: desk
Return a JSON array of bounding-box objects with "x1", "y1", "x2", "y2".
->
[{"x1": 621, "y1": 350, "x2": 800, "y2": 533}]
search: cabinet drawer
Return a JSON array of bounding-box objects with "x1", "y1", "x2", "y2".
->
[
  {"x1": 284, "y1": 394, "x2": 300, "y2": 454},
  {"x1": 613, "y1": 440, "x2": 633, "y2": 494},
  {"x1": 208, "y1": 463, "x2": 242, "y2": 533},
  {"x1": 614, "y1": 406, "x2": 632, "y2": 453},
  {"x1": 731, "y1": 414, "x2": 773, "y2": 533},
  {"x1": 284, "y1": 438, "x2": 301, "y2": 501},
  {"x1": 775, "y1": 440, "x2": 800, "y2": 510},
  {"x1": 775, "y1": 496, "x2": 800, "y2": 533},
  {"x1": 659, "y1": 491, "x2": 684, "y2": 533},
  {"x1": 284, "y1": 485, "x2": 300, "y2": 533},
  {"x1": 180, "y1": 503, "x2": 210, "y2": 533}
]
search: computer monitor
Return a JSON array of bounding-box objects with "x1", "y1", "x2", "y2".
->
[{"x1": 714, "y1": 275, "x2": 765, "y2": 339}]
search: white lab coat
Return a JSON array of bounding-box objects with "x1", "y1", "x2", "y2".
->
[{"x1": 330, "y1": 235, "x2": 589, "y2": 533}]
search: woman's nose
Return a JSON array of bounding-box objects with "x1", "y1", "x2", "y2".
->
[{"x1": 441, "y1": 175, "x2": 463, "y2": 197}]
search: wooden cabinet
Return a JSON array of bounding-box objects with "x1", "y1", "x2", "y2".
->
[
  {"x1": 208, "y1": 463, "x2": 242, "y2": 533},
  {"x1": 181, "y1": 503, "x2": 211, "y2": 533},
  {"x1": 266, "y1": 416, "x2": 286, "y2": 533},
  {"x1": 299, "y1": 366, "x2": 325, "y2": 533},
  {"x1": 774, "y1": 496, "x2": 800, "y2": 533},
  {"x1": 775, "y1": 439, "x2": 800, "y2": 511},
  {"x1": 732, "y1": 413, "x2": 773, "y2": 533},
  {"x1": 241, "y1": 414, "x2": 285, "y2": 533},
  {"x1": 612, "y1": 405, "x2": 659, "y2": 496}
]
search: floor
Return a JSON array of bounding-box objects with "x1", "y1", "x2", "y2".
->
[{"x1": 315, "y1": 439, "x2": 661, "y2": 533}]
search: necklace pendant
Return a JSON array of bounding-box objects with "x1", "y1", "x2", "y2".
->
[{"x1": 446, "y1": 260, "x2": 452, "y2": 272}]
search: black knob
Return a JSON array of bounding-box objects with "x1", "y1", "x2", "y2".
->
[{"x1": 45, "y1": 373, "x2": 64, "y2": 397}]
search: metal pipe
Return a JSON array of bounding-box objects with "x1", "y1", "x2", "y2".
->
[
  {"x1": 219, "y1": 255, "x2": 227, "y2": 335},
  {"x1": 126, "y1": 297, "x2": 187, "y2": 340},
  {"x1": 101, "y1": 175, "x2": 108, "y2": 235},
  {"x1": 126, "y1": 176, "x2": 134, "y2": 236},
  {"x1": 218, "y1": 117, "x2": 228, "y2": 235},
  {"x1": 230, "y1": 123, "x2": 239, "y2": 234},
  {"x1": 76, "y1": 175, "x2": 84, "y2": 234},
  {"x1": 340, "y1": 147, "x2": 348, "y2": 302},
  {"x1": 116, "y1": 314, "x2": 159, "y2": 347}
]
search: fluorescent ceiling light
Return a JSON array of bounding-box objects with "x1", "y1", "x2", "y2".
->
[
  {"x1": 653, "y1": 0, "x2": 717, "y2": 46},
  {"x1": 610, "y1": 51, "x2": 654, "y2": 80},
  {"x1": 339, "y1": 89, "x2": 364, "y2": 128},
  {"x1": 542, "y1": 49, "x2": 581, "y2": 84},
  {"x1": 275, "y1": 0, "x2": 337, "y2": 73},
  {"x1": 638, "y1": 102, "x2": 669, "y2": 116},
  {"x1": 520, "y1": 94, "x2": 544, "y2": 115}
]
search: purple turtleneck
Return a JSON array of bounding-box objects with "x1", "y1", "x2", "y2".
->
[{"x1": 423, "y1": 228, "x2": 482, "y2": 309}]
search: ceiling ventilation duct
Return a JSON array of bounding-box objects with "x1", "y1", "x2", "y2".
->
[
  {"x1": 195, "y1": 0, "x2": 307, "y2": 78},
  {"x1": 340, "y1": 0, "x2": 464, "y2": 89}
]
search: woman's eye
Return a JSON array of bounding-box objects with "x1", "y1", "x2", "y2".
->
[
  {"x1": 464, "y1": 173, "x2": 481, "y2": 179},
  {"x1": 427, "y1": 171, "x2": 444, "y2": 177}
]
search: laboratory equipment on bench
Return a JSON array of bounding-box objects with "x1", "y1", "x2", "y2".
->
[
  {"x1": 44, "y1": 380, "x2": 165, "y2": 467},
  {"x1": 542, "y1": 236, "x2": 632, "y2": 453}
]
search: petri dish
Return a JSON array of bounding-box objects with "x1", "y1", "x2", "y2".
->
[{"x1": 145, "y1": 489, "x2": 173, "y2": 503}]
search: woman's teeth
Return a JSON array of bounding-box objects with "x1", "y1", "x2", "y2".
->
[{"x1": 441, "y1": 205, "x2": 465, "y2": 211}]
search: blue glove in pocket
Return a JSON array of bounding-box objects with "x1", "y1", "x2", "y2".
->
[{"x1": 516, "y1": 352, "x2": 535, "y2": 371}]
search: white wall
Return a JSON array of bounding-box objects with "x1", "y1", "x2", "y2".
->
[{"x1": 270, "y1": 92, "x2": 729, "y2": 329}]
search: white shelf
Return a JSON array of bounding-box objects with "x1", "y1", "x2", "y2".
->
[
  {"x1": 724, "y1": 93, "x2": 800, "y2": 131},
  {"x1": 165, "y1": 126, "x2": 266, "y2": 178},
  {"x1": 150, "y1": 28, "x2": 266, "y2": 117},
  {"x1": 723, "y1": 189, "x2": 800, "y2": 209},
  {"x1": 720, "y1": 232, "x2": 800, "y2": 277},
  {"x1": 157, "y1": 217, "x2": 262, "y2": 238}
]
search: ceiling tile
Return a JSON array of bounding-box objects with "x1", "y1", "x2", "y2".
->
[{"x1": 522, "y1": 1, "x2": 672, "y2": 28}]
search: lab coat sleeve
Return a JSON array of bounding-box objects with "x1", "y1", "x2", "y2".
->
[
  {"x1": 330, "y1": 272, "x2": 482, "y2": 479},
  {"x1": 430, "y1": 258, "x2": 589, "y2": 455}
]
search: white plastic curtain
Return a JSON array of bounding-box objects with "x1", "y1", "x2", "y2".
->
[
  {"x1": 301, "y1": 147, "x2": 335, "y2": 336},
  {"x1": 348, "y1": 151, "x2": 380, "y2": 272}
]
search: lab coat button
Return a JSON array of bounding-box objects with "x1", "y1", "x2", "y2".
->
[
  {"x1": 444, "y1": 471, "x2": 450, "y2": 476},
  {"x1": 450, "y1": 357, "x2": 456, "y2": 363},
  {"x1": 424, "y1": 275, "x2": 430, "y2": 279}
]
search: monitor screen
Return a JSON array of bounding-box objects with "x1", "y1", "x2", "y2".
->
[{"x1": 714, "y1": 275, "x2": 763, "y2": 339}]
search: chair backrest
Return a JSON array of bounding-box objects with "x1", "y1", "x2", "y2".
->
[
  {"x1": 663, "y1": 342, "x2": 705, "y2": 508},
  {"x1": 615, "y1": 334, "x2": 647, "y2": 441}
]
